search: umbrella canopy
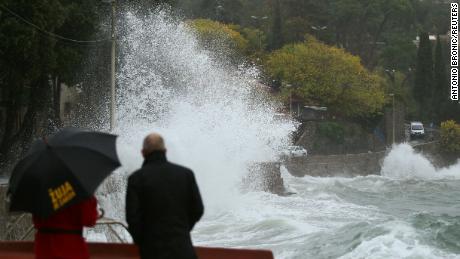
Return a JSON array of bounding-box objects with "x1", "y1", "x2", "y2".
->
[{"x1": 8, "y1": 128, "x2": 121, "y2": 218}]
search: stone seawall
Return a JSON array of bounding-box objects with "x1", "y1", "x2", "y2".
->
[
  {"x1": 412, "y1": 141, "x2": 459, "y2": 168},
  {"x1": 284, "y1": 141, "x2": 458, "y2": 178},
  {"x1": 284, "y1": 151, "x2": 386, "y2": 177}
]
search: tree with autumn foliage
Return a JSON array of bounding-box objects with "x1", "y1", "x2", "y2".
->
[
  {"x1": 188, "y1": 19, "x2": 248, "y2": 55},
  {"x1": 265, "y1": 36, "x2": 386, "y2": 118}
]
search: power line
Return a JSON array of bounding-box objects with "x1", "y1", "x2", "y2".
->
[{"x1": 0, "y1": 4, "x2": 109, "y2": 44}]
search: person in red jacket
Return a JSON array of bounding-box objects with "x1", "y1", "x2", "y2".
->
[{"x1": 32, "y1": 196, "x2": 101, "y2": 259}]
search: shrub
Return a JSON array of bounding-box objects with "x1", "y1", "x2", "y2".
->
[
  {"x1": 317, "y1": 122, "x2": 345, "y2": 144},
  {"x1": 440, "y1": 120, "x2": 460, "y2": 153}
]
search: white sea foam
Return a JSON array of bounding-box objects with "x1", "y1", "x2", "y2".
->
[
  {"x1": 339, "y1": 221, "x2": 460, "y2": 259},
  {"x1": 381, "y1": 143, "x2": 460, "y2": 179}
]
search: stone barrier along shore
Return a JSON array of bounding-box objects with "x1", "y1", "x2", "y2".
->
[
  {"x1": 283, "y1": 151, "x2": 386, "y2": 177},
  {"x1": 284, "y1": 141, "x2": 457, "y2": 178},
  {"x1": 412, "y1": 141, "x2": 459, "y2": 168}
]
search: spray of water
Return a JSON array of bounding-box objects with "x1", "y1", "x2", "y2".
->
[
  {"x1": 102, "y1": 9, "x2": 295, "y2": 215},
  {"x1": 381, "y1": 143, "x2": 460, "y2": 179}
]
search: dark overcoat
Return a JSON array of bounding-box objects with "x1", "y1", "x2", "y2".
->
[{"x1": 126, "y1": 151, "x2": 204, "y2": 259}]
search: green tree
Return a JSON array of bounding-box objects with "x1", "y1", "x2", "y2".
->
[
  {"x1": 230, "y1": 25, "x2": 267, "y2": 57},
  {"x1": 218, "y1": 0, "x2": 243, "y2": 24},
  {"x1": 187, "y1": 0, "x2": 449, "y2": 72},
  {"x1": 378, "y1": 34, "x2": 416, "y2": 72},
  {"x1": 413, "y1": 31, "x2": 433, "y2": 120},
  {"x1": 0, "y1": 0, "x2": 65, "y2": 153},
  {"x1": 265, "y1": 37, "x2": 386, "y2": 118},
  {"x1": 196, "y1": 0, "x2": 215, "y2": 18},
  {"x1": 0, "y1": 0, "x2": 100, "y2": 169},
  {"x1": 283, "y1": 17, "x2": 309, "y2": 44},
  {"x1": 413, "y1": 0, "x2": 450, "y2": 34},
  {"x1": 331, "y1": 0, "x2": 414, "y2": 68},
  {"x1": 433, "y1": 36, "x2": 449, "y2": 122},
  {"x1": 317, "y1": 122, "x2": 345, "y2": 144},
  {"x1": 52, "y1": 0, "x2": 99, "y2": 124},
  {"x1": 269, "y1": 0, "x2": 283, "y2": 50}
]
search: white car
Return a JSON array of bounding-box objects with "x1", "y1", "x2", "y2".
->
[
  {"x1": 280, "y1": 146, "x2": 308, "y2": 158},
  {"x1": 410, "y1": 121, "x2": 425, "y2": 139}
]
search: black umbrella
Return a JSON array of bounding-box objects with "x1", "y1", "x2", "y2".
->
[{"x1": 8, "y1": 128, "x2": 121, "y2": 218}]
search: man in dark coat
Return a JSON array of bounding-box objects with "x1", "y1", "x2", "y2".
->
[{"x1": 126, "y1": 133, "x2": 204, "y2": 259}]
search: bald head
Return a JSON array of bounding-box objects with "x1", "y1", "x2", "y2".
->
[{"x1": 142, "y1": 133, "x2": 166, "y2": 157}]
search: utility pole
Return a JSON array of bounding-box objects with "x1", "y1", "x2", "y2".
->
[
  {"x1": 250, "y1": 16, "x2": 268, "y2": 51},
  {"x1": 389, "y1": 93, "x2": 395, "y2": 144},
  {"x1": 285, "y1": 83, "x2": 292, "y2": 116},
  {"x1": 110, "y1": 0, "x2": 116, "y2": 131},
  {"x1": 385, "y1": 68, "x2": 396, "y2": 145}
]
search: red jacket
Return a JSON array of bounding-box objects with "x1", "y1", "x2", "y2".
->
[{"x1": 33, "y1": 196, "x2": 99, "y2": 259}]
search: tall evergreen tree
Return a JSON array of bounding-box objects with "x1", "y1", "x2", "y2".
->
[
  {"x1": 269, "y1": 0, "x2": 283, "y2": 50},
  {"x1": 433, "y1": 35, "x2": 448, "y2": 122},
  {"x1": 414, "y1": 32, "x2": 433, "y2": 120}
]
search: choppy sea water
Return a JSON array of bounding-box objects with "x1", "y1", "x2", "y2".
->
[
  {"x1": 94, "y1": 142, "x2": 460, "y2": 259},
  {"x1": 191, "y1": 145, "x2": 460, "y2": 259},
  {"x1": 193, "y1": 173, "x2": 460, "y2": 258}
]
